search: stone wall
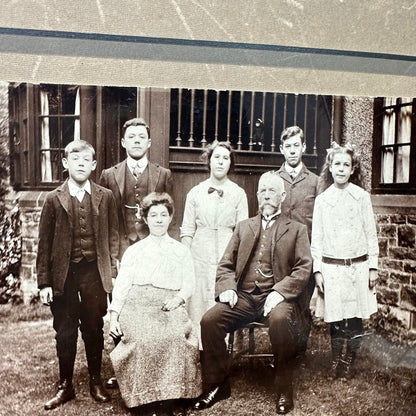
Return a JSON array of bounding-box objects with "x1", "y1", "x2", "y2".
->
[
  {"x1": 14, "y1": 191, "x2": 47, "y2": 303},
  {"x1": 343, "y1": 97, "x2": 416, "y2": 341},
  {"x1": 374, "y1": 203, "x2": 416, "y2": 341}
]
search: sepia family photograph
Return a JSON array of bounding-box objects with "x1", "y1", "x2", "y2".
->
[
  {"x1": 1, "y1": 2, "x2": 416, "y2": 416},
  {"x1": 1, "y1": 82, "x2": 415, "y2": 416}
]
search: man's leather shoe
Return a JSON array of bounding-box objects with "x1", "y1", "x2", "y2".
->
[
  {"x1": 105, "y1": 376, "x2": 118, "y2": 389},
  {"x1": 276, "y1": 388, "x2": 294, "y2": 414},
  {"x1": 90, "y1": 376, "x2": 111, "y2": 402},
  {"x1": 44, "y1": 379, "x2": 75, "y2": 410},
  {"x1": 193, "y1": 382, "x2": 231, "y2": 410}
]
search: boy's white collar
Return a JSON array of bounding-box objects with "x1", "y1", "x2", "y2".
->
[{"x1": 68, "y1": 178, "x2": 91, "y2": 196}]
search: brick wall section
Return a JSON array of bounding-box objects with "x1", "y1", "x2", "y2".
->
[
  {"x1": 9, "y1": 191, "x2": 48, "y2": 303},
  {"x1": 376, "y1": 211, "x2": 416, "y2": 334}
]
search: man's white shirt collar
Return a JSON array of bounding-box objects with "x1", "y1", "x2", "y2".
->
[
  {"x1": 284, "y1": 162, "x2": 303, "y2": 177},
  {"x1": 262, "y1": 210, "x2": 281, "y2": 229},
  {"x1": 68, "y1": 179, "x2": 91, "y2": 197},
  {"x1": 127, "y1": 155, "x2": 148, "y2": 174}
]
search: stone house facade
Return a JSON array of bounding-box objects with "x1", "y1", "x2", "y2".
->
[{"x1": 2, "y1": 84, "x2": 415, "y2": 341}]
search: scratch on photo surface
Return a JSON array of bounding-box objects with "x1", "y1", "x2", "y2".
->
[
  {"x1": 384, "y1": 10, "x2": 393, "y2": 26},
  {"x1": 263, "y1": 67, "x2": 283, "y2": 85},
  {"x1": 41, "y1": 0, "x2": 61, "y2": 25},
  {"x1": 32, "y1": 56, "x2": 43, "y2": 79},
  {"x1": 402, "y1": 1, "x2": 416, "y2": 10},
  {"x1": 203, "y1": 63, "x2": 218, "y2": 85},
  {"x1": 266, "y1": 1, "x2": 294, "y2": 30},
  {"x1": 169, "y1": 0, "x2": 194, "y2": 39},
  {"x1": 284, "y1": 0, "x2": 304, "y2": 11},
  {"x1": 269, "y1": 0, "x2": 318, "y2": 82},
  {"x1": 95, "y1": 0, "x2": 106, "y2": 24},
  {"x1": 189, "y1": 0, "x2": 236, "y2": 42}
]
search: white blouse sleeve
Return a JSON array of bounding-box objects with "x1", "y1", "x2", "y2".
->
[
  {"x1": 180, "y1": 188, "x2": 197, "y2": 239},
  {"x1": 235, "y1": 188, "x2": 249, "y2": 223},
  {"x1": 177, "y1": 245, "x2": 196, "y2": 302},
  {"x1": 109, "y1": 247, "x2": 135, "y2": 314},
  {"x1": 311, "y1": 196, "x2": 324, "y2": 273}
]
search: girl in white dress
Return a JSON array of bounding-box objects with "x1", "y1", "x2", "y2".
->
[
  {"x1": 180, "y1": 141, "x2": 248, "y2": 346},
  {"x1": 311, "y1": 142, "x2": 379, "y2": 379}
]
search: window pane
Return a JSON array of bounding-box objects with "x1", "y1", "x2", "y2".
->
[
  {"x1": 381, "y1": 147, "x2": 394, "y2": 183},
  {"x1": 380, "y1": 98, "x2": 413, "y2": 185},
  {"x1": 397, "y1": 103, "x2": 412, "y2": 144},
  {"x1": 41, "y1": 85, "x2": 58, "y2": 115},
  {"x1": 47, "y1": 117, "x2": 59, "y2": 148},
  {"x1": 382, "y1": 107, "x2": 395, "y2": 145},
  {"x1": 40, "y1": 149, "x2": 62, "y2": 182},
  {"x1": 39, "y1": 84, "x2": 80, "y2": 183},
  {"x1": 396, "y1": 145, "x2": 410, "y2": 183},
  {"x1": 62, "y1": 117, "x2": 77, "y2": 147},
  {"x1": 62, "y1": 86, "x2": 79, "y2": 115},
  {"x1": 40, "y1": 84, "x2": 78, "y2": 115}
]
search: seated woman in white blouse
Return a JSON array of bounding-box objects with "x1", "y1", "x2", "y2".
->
[{"x1": 109, "y1": 192, "x2": 201, "y2": 416}]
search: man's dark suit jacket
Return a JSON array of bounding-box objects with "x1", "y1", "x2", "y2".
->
[
  {"x1": 278, "y1": 164, "x2": 318, "y2": 239},
  {"x1": 99, "y1": 160, "x2": 172, "y2": 259},
  {"x1": 36, "y1": 180, "x2": 119, "y2": 297},
  {"x1": 215, "y1": 214, "x2": 312, "y2": 319}
]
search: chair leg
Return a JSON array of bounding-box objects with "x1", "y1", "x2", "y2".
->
[{"x1": 249, "y1": 327, "x2": 255, "y2": 368}]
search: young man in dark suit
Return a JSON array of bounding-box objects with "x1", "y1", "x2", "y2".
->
[
  {"x1": 277, "y1": 126, "x2": 318, "y2": 240},
  {"x1": 99, "y1": 117, "x2": 172, "y2": 389},
  {"x1": 37, "y1": 140, "x2": 119, "y2": 410},
  {"x1": 193, "y1": 171, "x2": 312, "y2": 415},
  {"x1": 277, "y1": 126, "x2": 319, "y2": 359},
  {"x1": 99, "y1": 117, "x2": 172, "y2": 261}
]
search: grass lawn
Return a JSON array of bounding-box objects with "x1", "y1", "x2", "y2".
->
[{"x1": 1, "y1": 303, "x2": 415, "y2": 416}]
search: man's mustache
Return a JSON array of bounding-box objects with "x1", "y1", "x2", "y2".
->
[{"x1": 259, "y1": 201, "x2": 279, "y2": 210}]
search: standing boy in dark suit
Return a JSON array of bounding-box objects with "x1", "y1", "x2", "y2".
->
[
  {"x1": 277, "y1": 126, "x2": 319, "y2": 358},
  {"x1": 37, "y1": 140, "x2": 119, "y2": 410},
  {"x1": 99, "y1": 117, "x2": 172, "y2": 261}
]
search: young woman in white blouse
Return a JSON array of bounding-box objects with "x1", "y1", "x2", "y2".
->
[
  {"x1": 109, "y1": 192, "x2": 201, "y2": 416},
  {"x1": 180, "y1": 141, "x2": 248, "y2": 346}
]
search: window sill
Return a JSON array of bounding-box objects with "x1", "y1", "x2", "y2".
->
[
  {"x1": 371, "y1": 194, "x2": 416, "y2": 212},
  {"x1": 5, "y1": 189, "x2": 48, "y2": 209}
]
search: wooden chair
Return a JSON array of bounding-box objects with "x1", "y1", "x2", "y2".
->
[{"x1": 227, "y1": 321, "x2": 274, "y2": 367}]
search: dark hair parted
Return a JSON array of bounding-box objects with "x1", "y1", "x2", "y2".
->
[
  {"x1": 280, "y1": 125, "x2": 304, "y2": 145},
  {"x1": 140, "y1": 192, "x2": 174, "y2": 219},
  {"x1": 201, "y1": 140, "x2": 234, "y2": 173},
  {"x1": 317, "y1": 142, "x2": 363, "y2": 194},
  {"x1": 64, "y1": 140, "x2": 96, "y2": 159},
  {"x1": 122, "y1": 117, "x2": 150, "y2": 138}
]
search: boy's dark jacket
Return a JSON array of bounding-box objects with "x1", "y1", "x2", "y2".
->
[{"x1": 36, "y1": 179, "x2": 119, "y2": 296}]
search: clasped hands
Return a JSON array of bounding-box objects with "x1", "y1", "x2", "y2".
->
[
  {"x1": 162, "y1": 295, "x2": 185, "y2": 311},
  {"x1": 219, "y1": 289, "x2": 284, "y2": 316}
]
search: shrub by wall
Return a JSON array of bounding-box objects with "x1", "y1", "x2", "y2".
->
[{"x1": 0, "y1": 82, "x2": 23, "y2": 304}]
